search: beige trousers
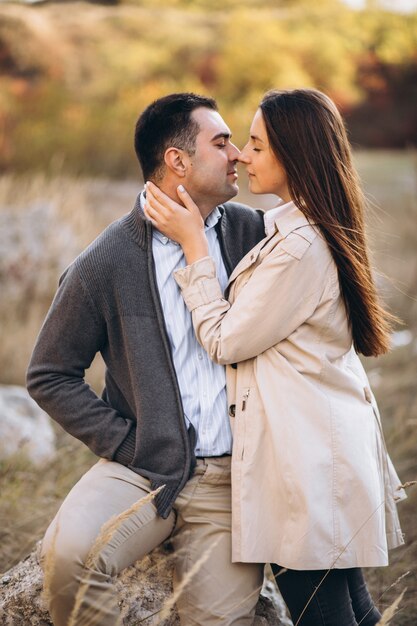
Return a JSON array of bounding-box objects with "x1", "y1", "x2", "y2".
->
[{"x1": 40, "y1": 457, "x2": 264, "y2": 626}]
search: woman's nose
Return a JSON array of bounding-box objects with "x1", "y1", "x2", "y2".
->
[{"x1": 238, "y1": 148, "x2": 251, "y2": 164}]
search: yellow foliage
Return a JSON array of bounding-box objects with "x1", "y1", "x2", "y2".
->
[{"x1": 0, "y1": 1, "x2": 415, "y2": 175}]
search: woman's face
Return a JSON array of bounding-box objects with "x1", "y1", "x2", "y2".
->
[{"x1": 239, "y1": 109, "x2": 291, "y2": 202}]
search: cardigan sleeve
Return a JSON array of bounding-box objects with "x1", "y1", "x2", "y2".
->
[
  {"x1": 26, "y1": 264, "x2": 136, "y2": 464},
  {"x1": 174, "y1": 233, "x2": 330, "y2": 365}
]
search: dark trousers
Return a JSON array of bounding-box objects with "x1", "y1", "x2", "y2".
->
[{"x1": 271, "y1": 565, "x2": 381, "y2": 626}]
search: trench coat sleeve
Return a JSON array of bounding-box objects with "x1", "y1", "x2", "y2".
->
[{"x1": 174, "y1": 235, "x2": 328, "y2": 365}]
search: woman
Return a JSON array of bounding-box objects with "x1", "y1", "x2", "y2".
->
[{"x1": 145, "y1": 89, "x2": 405, "y2": 626}]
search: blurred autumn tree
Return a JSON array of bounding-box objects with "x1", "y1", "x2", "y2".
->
[{"x1": 0, "y1": 0, "x2": 416, "y2": 177}]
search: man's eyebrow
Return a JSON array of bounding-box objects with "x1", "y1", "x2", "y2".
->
[
  {"x1": 211, "y1": 132, "x2": 232, "y2": 141},
  {"x1": 250, "y1": 134, "x2": 264, "y2": 143}
]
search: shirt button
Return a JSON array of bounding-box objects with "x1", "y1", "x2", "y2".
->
[
  {"x1": 198, "y1": 353, "x2": 203, "y2": 360},
  {"x1": 162, "y1": 236, "x2": 168, "y2": 244}
]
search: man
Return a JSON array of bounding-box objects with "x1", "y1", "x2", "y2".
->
[{"x1": 27, "y1": 93, "x2": 266, "y2": 626}]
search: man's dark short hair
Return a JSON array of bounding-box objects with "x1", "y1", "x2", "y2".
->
[{"x1": 134, "y1": 92, "x2": 218, "y2": 182}]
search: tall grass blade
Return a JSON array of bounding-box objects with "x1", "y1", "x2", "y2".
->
[{"x1": 376, "y1": 588, "x2": 407, "y2": 625}]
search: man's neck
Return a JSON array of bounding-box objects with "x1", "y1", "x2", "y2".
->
[{"x1": 156, "y1": 181, "x2": 216, "y2": 222}]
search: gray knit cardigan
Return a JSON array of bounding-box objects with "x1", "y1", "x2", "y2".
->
[{"x1": 27, "y1": 195, "x2": 265, "y2": 517}]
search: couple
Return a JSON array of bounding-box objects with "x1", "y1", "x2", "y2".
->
[{"x1": 27, "y1": 90, "x2": 405, "y2": 626}]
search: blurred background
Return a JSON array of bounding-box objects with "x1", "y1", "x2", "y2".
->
[{"x1": 0, "y1": 0, "x2": 416, "y2": 622}]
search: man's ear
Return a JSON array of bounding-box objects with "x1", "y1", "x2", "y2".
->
[{"x1": 164, "y1": 147, "x2": 188, "y2": 178}]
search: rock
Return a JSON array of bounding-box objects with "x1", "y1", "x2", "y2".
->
[
  {"x1": 0, "y1": 385, "x2": 56, "y2": 466},
  {"x1": 0, "y1": 543, "x2": 291, "y2": 625}
]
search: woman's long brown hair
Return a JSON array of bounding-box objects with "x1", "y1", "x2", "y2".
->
[{"x1": 260, "y1": 88, "x2": 396, "y2": 356}]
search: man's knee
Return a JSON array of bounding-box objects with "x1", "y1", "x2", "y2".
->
[{"x1": 40, "y1": 522, "x2": 92, "y2": 599}]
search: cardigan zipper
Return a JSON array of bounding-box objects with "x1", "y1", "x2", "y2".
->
[{"x1": 145, "y1": 222, "x2": 192, "y2": 482}]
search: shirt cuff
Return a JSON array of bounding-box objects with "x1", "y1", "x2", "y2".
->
[{"x1": 174, "y1": 257, "x2": 223, "y2": 311}]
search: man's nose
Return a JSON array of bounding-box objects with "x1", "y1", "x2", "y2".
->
[{"x1": 228, "y1": 142, "x2": 241, "y2": 161}]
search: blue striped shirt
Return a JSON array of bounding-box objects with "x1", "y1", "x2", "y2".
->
[{"x1": 140, "y1": 193, "x2": 231, "y2": 456}]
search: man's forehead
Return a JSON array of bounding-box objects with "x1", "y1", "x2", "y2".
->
[{"x1": 192, "y1": 107, "x2": 231, "y2": 138}]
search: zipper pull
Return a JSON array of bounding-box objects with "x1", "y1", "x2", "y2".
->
[{"x1": 241, "y1": 388, "x2": 250, "y2": 411}]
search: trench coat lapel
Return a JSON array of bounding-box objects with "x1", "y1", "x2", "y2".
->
[{"x1": 228, "y1": 229, "x2": 278, "y2": 286}]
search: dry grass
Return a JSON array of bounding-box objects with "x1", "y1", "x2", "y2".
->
[
  {"x1": 377, "y1": 588, "x2": 407, "y2": 625},
  {"x1": 0, "y1": 173, "x2": 139, "y2": 388},
  {"x1": 0, "y1": 430, "x2": 95, "y2": 575}
]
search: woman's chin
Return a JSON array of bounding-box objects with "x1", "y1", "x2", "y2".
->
[{"x1": 248, "y1": 179, "x2": 263, "y2": 195}]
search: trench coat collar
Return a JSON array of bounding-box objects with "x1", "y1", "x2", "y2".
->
[
  {"x1": 265, "y1": 199, "x2": 316, "y2": 240},
  {"x1": 227, "y1": 201, "x2": 315, "y2": 285}
]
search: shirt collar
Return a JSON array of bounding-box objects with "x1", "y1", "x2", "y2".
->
[
  {"x1": 264, "y1": 198, "x2": 313, "y2": 238},
  {"x1": 139, "y1": 190, "x2": 221, "y2": 245},
  {"x1": 204, "y1": 206, "x2": 222, "y2": 229}
]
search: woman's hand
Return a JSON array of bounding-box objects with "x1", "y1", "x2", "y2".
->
[{"x1": 144, "y1": 181, "x2": 209, "y2": 264}]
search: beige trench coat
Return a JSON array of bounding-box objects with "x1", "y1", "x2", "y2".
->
[{"x1": 175, "y1": 201, "x2": 405, "y2": 569}]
